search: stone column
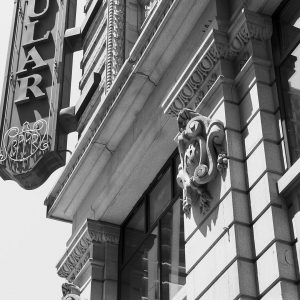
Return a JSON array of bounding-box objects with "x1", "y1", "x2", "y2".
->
[{"x1": 57, "y1": 220, "x2": 120, "y2": 300}]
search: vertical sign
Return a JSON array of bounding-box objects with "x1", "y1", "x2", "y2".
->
[{"x1": 0, "y1": 0, "x2": 76, "y2": 189}]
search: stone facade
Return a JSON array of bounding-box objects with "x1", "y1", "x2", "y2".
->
[
  {"x1": 43, "y1": 0, "x2": 300, "y2": 299},
  {"x1": 57, "y1": 220, "x2": 120, "y2": 300}
]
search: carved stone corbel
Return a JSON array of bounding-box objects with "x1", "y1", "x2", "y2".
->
[
  {"x1": 176, "y1": 108, "x2": 227, "y2": 216},
  {"x1": 62, "y1": 282, "x2": 81, "y2": 300}
]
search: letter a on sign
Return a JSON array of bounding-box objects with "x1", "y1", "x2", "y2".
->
[
  {"x1": 0, "y1": 0, "x2": 76, "y2": 189},
  {"x1": 15, "y1": 74, "x2": 46, "y2": 104}
]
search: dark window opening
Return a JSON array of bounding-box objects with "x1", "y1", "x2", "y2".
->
[
  {"x1": 119, "y1": 151, "x2": 186, "y2": 300},
  {"x1": 273, "y1": 0, "x2": 300, "y2": 166}
]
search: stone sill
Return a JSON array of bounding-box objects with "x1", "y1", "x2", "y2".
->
[{"x1": 277, "y1": 158, "x2": 300, "y2": 196}]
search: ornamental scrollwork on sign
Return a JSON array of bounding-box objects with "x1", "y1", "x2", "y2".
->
[
  {"x1": 0, "y1": 119, "x2": 49, "y2": 173},
  {"x1": 176, "y1": 108, "x2": 228, "y2": 217}
]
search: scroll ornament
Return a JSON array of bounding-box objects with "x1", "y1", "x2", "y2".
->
[
  {"x1": 62, "y1": 283, "x2": 81, "y2": 300},
  {"x1": 176, "y1": 108, "x2": 228, "y2": 216}
]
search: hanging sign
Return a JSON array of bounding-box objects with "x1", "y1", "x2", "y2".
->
[{"x1": 0, "y1": 0, "x2": 76, "y2": 189}]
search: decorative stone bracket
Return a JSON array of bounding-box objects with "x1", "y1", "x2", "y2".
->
[
  {"x1": 62, "y1": 282, "x2": 81, "y2": 300},
  {"x1": 176, "y1": 108, "x2": 227, "y2": 216},
  {"x1": 57, "y1": 220, "x2": 120, "y2": 282}
]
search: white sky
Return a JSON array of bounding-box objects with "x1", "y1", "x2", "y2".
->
[{"x1": 0, "y1": 1, "x2": 85, "y2": 300}]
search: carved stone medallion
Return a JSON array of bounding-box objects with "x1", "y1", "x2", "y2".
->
[{"x1": 176, "y1": 108, "x2": 227, "y2": 216}]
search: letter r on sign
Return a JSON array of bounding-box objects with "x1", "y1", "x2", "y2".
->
[{"x1": 15, "y1": 74, "x2": 46, "y2": 105}]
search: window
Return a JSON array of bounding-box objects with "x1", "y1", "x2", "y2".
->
[
  {"x1": 273, "y1": 0, "x2": 300, "y2": 166},
  {"x1": 119, "y1": 151, "x2": 186, "y2": 300}
]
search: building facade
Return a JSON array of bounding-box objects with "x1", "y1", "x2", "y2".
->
[{"x1": 42, "y1": 0, "x2": 300, "y2": 299}]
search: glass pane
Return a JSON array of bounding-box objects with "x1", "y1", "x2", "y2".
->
[
  {"x1": 121, "y1": 228, "x2": 160, "y2": 300},
  {"x1": 161, "y1": 200, "x2": 186, "y2": 300},
  {"x1": 123, "y1": 200, "x2": 146, "y2": 263},
  {"x1": 280, "y1": 44, "x2": 300, "y2": 163},
  {"x1": 149, "y1": 167, "x2": 172, "y2": 226}
]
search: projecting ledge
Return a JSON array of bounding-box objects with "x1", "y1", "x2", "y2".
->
[
  {"x1": 57, "y1": 219, "x2": 120, "y2": 283},
  {"x1": 277, "y1": 158, "x2": 300, "y2": 196},
  {"x1": 45, "y1": 0, "x2": 212, "y2": 223}
]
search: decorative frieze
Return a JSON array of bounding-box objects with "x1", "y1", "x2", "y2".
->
[
  {"x1": 57, "y1": 220, "x2": 120, "y2": 282},
  {"x1": 167, "y1": 32, "x2": 232, "y2": 117},
  {"x1": 194, "y1": 72, "x2": 218, "y2": 108},
  {"x1": 229, "y1": 9, "x2": 272, "y2": 54},
  {"x1": 165, "y1": 9, "x2": 272, "y2": 117},
  {"x1": 176, "y1": 108, "x2": 227, "y2": 216}
]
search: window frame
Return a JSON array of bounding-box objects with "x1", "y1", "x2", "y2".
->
[
  {"x1": 117, "y1": 149, "x2": 185, "y2": 300},
  {"x1": 273, "y1": 0, "x2": 300, "y2": 168}
]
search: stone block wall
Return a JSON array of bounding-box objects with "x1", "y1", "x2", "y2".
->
[
  {"x1": 181, "y1": 6, "x2": 300, "y2": 300},
  {"x1": 54, "y1": 1, "x2": 300, "y2": 300}
]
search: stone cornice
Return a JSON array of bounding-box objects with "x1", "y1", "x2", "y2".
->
[
  {"x1": 45, "y1": 0, "x2": 179, "y2": 218},
  {"x1": 57, "y1": 220, "x2": 119, "y2": 282},
  {"x1": 163, "y1": 9, "x2": 272, "y2": 117}
]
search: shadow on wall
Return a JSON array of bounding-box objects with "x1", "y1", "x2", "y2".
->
[{"x1": 190, "y1": 172, "x2": 226, "y2": 238}]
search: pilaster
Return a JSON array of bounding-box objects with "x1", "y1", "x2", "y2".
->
[
  {"x1": 57, "y1": 220, "x2": 120, "y2": 300},
  {"x1": 163, "y1": 3, "x2": 299, "y2": 299},
  {"x1": 233, "y1": 8, "x2": 300, "y2": 300}
]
